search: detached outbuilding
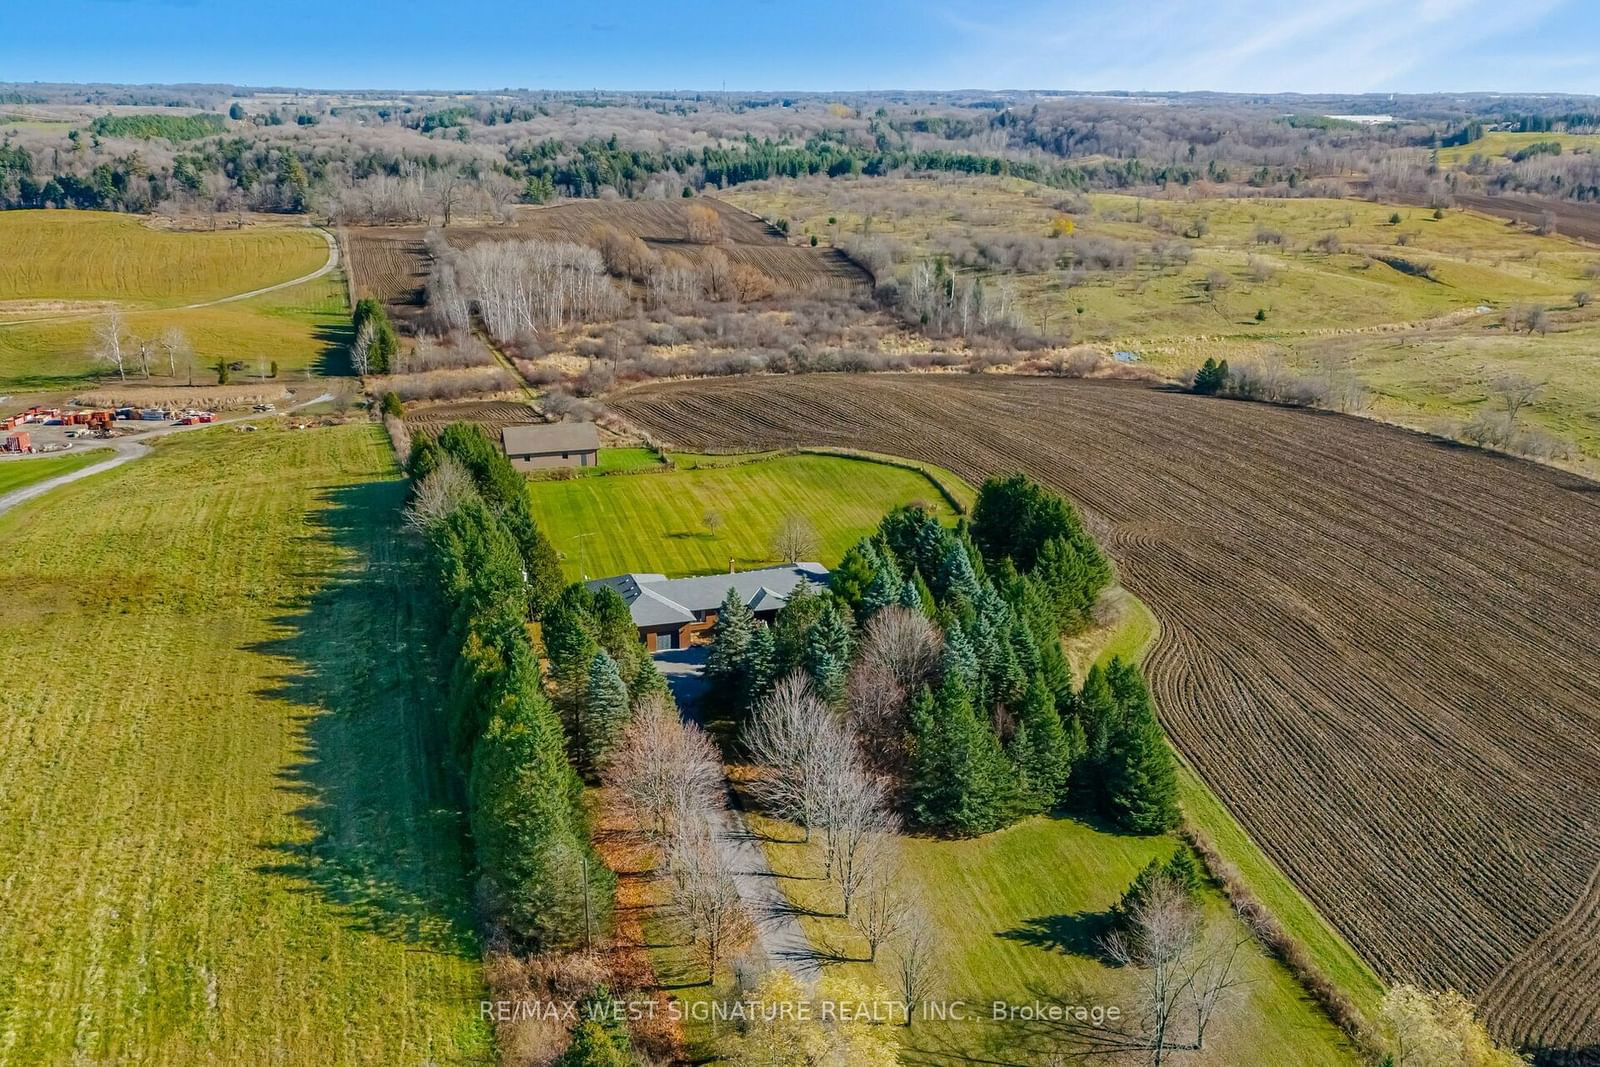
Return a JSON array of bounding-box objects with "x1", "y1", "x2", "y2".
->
[{"x1": 501, "y1": 422, "x2": 601, "y2": 471}]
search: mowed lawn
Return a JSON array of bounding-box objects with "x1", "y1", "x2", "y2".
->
[
  {"x1": 0, "y1": 211, "x2": 327, "y2": 307},
  {"x1": 527, "y1": 452, "x2": 967, "y2": 580},
  {"x1": 0, "y1": 425, "x2": 490, "y2": 1065},
  {"x1": 0, "y1": 448, "x2": 111, "y2": 495},
  {"x1": 743, "y1": 806, "x2": 1356, "y2": 1066}
]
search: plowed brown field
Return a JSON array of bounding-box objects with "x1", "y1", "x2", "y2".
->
[{"x1": 612, "y1": 373, "x2": 1600, "y2": 1061}]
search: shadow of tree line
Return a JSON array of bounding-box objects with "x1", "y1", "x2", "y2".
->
[{"x1": 247, "y1": 477, "x2": 480, "y2": 959}]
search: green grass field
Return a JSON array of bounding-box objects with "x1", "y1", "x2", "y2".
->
[
  {"x1": 0, "y1": 211, "x2": 327, "y2": 308},
  {"x1": 0, "y1": 448, "x2": 111, "y2": 494},
  {"x1": 0, "y1": 424, "x2": 489, "y2": 1065},
  {"x1": 0, "y1": 272, "x2": 352, "y2": 389},
  {"x1": 1436, "y1": 131, "x2": 1600, "y2": 167},
  {"x1": 0, "y1": 212, "x2": 342, "y2": 389},
  {"x1": 745, "y1": 806, "x2": 1357, "y2": 1066},
  {"x1": 526, "y1": 452, "x2": 966, "y2": 580}
]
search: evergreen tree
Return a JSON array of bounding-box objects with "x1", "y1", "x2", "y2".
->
[
  {"x1": 898, "y1": 574, "x2": 927, "y2": 613},
  {"x1": 557, "y1": 1019, "x2": 634, "y2": 1066},
  {"x1": 1164, "y1": 845, "x2": 1202, "y2": 893},
  {"x1": 581, "y1": 650, "x2": 631, "y2": 777},
  {"x1": 939, "y1": 621, "x2": 980, "y2": 692},
  {"x1": 860, "y1": 548, "x2": 903, "y2": 619},
  {"x1": 1011, "y1": 677, "x2": 1073, "y2": 812},
  {"x1": 771, "y1": 581, "x2": 825, "y2": 677},
  {"x1": 1193, "y1": 356, "x2": 1228, "y2": 395},
  {"x1": 543, "y1": 584, "x2": 601, "y2": 681},
  {"x1": 1105, "y1": 697, "x2": 1180, "y2": 834},
  {"x1": 746, "y1": 623, "x2": 777, "y2": 704},
  {"x1": 1076, "y1": 663, "x2": 1122, "y2": 769},
  {"x1": 878, "y1": 505, "x2": 949, "y2": 585},
  {"x1": 590, "y1": 586, "x2": 643, "y2": 676},
  {"x1": 1112, "y1": 847, "x2": 1202, "y2": 931},
  {"x1": 908, "y1": 677, "x2": 1017, "y2": 835},
  {"x1": 830, "y1": 538, "x2": 881, "y2": 620},
  {"x1": 936, "y1": 537, "x2": 982, "y2": 605},
  {"x1": 803, "y1": 600, "x2": 853, "y2": 703},
  {"x1": 435, "y1": 422, "x2": 564, "y2": 617},
  {"x1": 706, "y1": 587, "x2": 756, "y2": 713},
  {"x1": 470, "y1": 644, "x2": 612, "y2": 948}
]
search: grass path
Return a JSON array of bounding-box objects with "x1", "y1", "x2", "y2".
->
[
  {"x1": 0, "y1": 424, "x2": 489, "y2": 1065},
  {"x1": 0, "y1": 448, "x2": 112, "y2": 496}
]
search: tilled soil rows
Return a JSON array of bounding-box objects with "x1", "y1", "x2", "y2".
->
[{"x1": 612, "y1": 373, "x2": 1600, "y2": 1059}]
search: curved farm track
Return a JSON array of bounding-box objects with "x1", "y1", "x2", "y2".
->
[{"x1": 613, "y1": 374, "x2": 1600, "y2": 1061}]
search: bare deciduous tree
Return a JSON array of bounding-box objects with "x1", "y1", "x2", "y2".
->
[
  {"x1": 605, "y1": 692, "x2": 722, "y2": 842},
  {"x1": 666, "y1": 814, "x2": 756, "y2": 985},
  {"x1": 92, "y1": 311, "x2": 128, "y2": 382},
  {"x1": 850, "y1": 846, "x2": 910, "y2": 961},
  {"x1": 350, "y1": 319, "x2": 375, "y2": 377},
  {"x1": 403, "y1": 455, "x2": 479, "y2": 532},
  {"x1": 685, "y1": 202, "x2": 724, "y2": 244},
  {"x1": 892, "y1": 922, "x2": 940, "y2": 1028},
  {"x1": 822, "y1": 766, "x2": 895, "y2": 919},
  {"x1": 158, "y1": 327, "x2": 191, "y2": 380},
  {"x1": 1492, "y1": 375, "x2": 1542, "y2": 436},
  {"x1": 772, "y1": 513, "x2": 819, "y2": 563},
  {"x1": 460, "y1": 239, "x2": 623, "y2": 343},
  {"x1": 1057, "y1": 877, "x2": 1251, "y2": 1065},
  {"x1": 743, "y1": 673, "x2": 853, "y2": 845},
  {"x1": 703, "y1": 508, "x2": 723, "y2": 538},
  {"x1": 431, "y1": 169, "x2": 464, "y2": 228}
]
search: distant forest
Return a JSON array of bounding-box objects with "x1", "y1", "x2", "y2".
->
[{"x1": 2, "y1": 85, "x2": 1599, "y2": 218}]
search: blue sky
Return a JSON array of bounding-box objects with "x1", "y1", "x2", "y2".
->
[{"x1": 3, "y1": 0, "x2": 1597, "y2": 94}]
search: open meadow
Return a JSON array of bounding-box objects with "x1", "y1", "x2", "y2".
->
[
  {"x1": 613, "y1": 372, "x2": 1600, "y2": 1058},
  {"x1": 525, "y1": 451, "x2": 969, "y2": 581},
  {"x1": 725, "y1": 176, "x2": 1600, "y2": 464},
  {"x1": 0, "y1": 212, "x2": 342, "y2": 389},
  {"x1": 0, "y1": 424, "x2": 489, "y2": 1065}
]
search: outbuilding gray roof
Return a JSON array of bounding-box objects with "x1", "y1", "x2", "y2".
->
[
  {"x1": 587, "y1": 563, "x2": 829, "y2": 628},
  {"x1": 502, "y1": 421, "x2": 600, "y2": 456}
]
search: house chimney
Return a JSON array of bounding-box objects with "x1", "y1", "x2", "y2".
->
[{"x1": 729, "y1": 557, "x2": 735, "y2": 574}]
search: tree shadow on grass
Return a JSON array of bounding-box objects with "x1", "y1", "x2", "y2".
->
[
  {"x1": 996, "y1": 911, "x2": 1113, "y2": 959},
  {"x1": 312, "y1": 322, "x2": 354, "y2": 378},
  {"x1": 247, "y1": 477, "x2": 480, "y2": 959}
]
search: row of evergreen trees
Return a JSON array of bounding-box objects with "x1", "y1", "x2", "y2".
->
[
  {"x1": 706, "y1": 475, "x2": 1179, "y2": 838},
  {"x1": 408, "y1": 423, "x2": 610, "y2": 950}
]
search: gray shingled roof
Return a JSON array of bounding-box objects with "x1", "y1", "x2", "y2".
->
[
  {"x1": 586, "y1": 563, "x2": 829, "y2": 629},
  {"x1": 502, "y1": 422, "x2": 600, "y2": 455}
]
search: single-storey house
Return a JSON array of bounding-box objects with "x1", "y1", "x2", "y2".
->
[
  {"x1": 501, "y1": 422, "x2": 601, "y2": 471},
  {"x1": 586, "y1": 563, "x2": 829, "y2": 651}
]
